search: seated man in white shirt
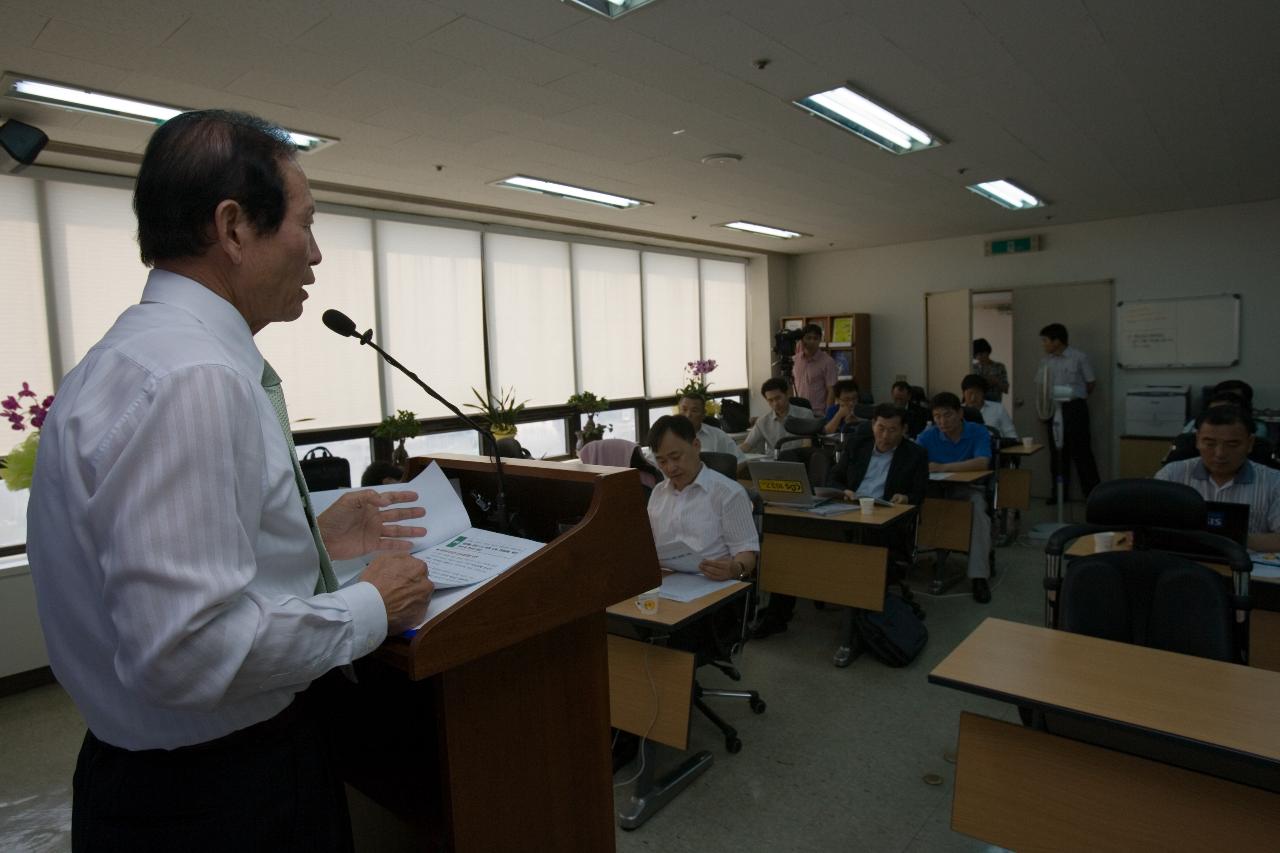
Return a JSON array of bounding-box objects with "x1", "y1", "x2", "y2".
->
[
  {"x1": 678, "y1": 393, "x2": 747, "y2": 464},
  {"x1": 961, "y1": 374, "x2": 1017, "y2": 440},
  {"x1": 648, "y1": 415, "x2": 758, "y2": 582},
  {"x1": 739, "y1": 377, "x2": 818, "y2": 456}
]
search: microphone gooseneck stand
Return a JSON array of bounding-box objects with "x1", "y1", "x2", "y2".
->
[{"x1": 323, "y1": 311, "x2": 512, "y2": 534}]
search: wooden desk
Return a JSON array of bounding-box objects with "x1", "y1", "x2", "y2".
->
[
  {"x1": 931, "y1": 618, "x2": 1280, "y2": 851},
  {"x1": 999, "y1": 443, "x2": 1044, "y2": 457},
  {"x1": 919, "y1": 471, "x2": 991, "y2": 592},
  {"x1": 606, "y1": 581, "x2": 751, "y2": 829},
  {"x1": 929, "y1": 470, "x2": 990, "y2": 483},
  {"x1": 758, "y1": 502, "x2": 918, "y2": 612},
  {"x1": 994, "y1": 444, "x2": 1039, "y2": 518}
]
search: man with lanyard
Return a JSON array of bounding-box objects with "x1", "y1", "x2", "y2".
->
[
  {"x1": 917, "y1": 393, "x2": 995, "y2": 603},
  {"x1": 27, "y1": 110, "x2": 434, "y2": 851},
  {"x1": 1038, "y1": 322, "x2": 1101, "y2": 502},
  {"x1": 793, "y1": 322, "x2": 838, "y2": 411},
  {"x1": 1155, "y1": 405, "x2": 1280, "y2": 552}
]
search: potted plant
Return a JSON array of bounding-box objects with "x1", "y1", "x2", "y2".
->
[
  {"x1": 373, "y1": 409, "x2": 420, "y2": 466},
  {"x1": 567, "y1": 390, "x2": 612, "y2": 450},
  {"x1": 0, "y1": 382, "x2": 54, "y2": 492},
  {"x1": 466, "y1": 387, "x2": 527, "y2": 441},
  {"x1": 674, "y1": 359, "x2": 720, "y2": 418}
]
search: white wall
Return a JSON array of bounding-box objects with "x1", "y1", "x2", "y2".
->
[
  {"x1": 747, "y1": 252, "x2": 790, "y2": 418},
  {"x1": 789, "y1": 199, "x2": 1280, "y2": 461}
]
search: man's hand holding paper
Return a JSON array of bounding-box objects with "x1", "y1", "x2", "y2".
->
[{"x1": 318, "y1": 488, "x2": 428, "y2": 559}]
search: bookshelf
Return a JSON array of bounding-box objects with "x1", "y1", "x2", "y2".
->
[{"x1": 779, "y1": 314, "x2": 871, "y2": 392}]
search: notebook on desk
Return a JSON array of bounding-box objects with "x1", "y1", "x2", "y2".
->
[{"x1": 747, "y1": 459, "x2": 844, "y2": 508}]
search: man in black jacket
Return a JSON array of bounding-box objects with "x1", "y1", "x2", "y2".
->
[
  {"x1": 749, "y1": 405, "x2": 927, "y2": 646},
  {"x1": 830, "y1": 403, "x2": 929, "y2": 506},
  {"x1": 826, "y1": 404, "x2": 928, "y2": 666}
]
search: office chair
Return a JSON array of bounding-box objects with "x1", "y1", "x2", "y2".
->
[
  {"x1": 1043, "y1": 479, "x2": 1253, "y2": 664},
  {"x1": 699, "y1": 451, "x2": 739, "y2": 480},
  {"x1": 776, "y1": 414, "x2": 840, "y2": 486},
  {"x1": 672, "y1": 455, "x2": 766, "y2": 752},
  {"x1": 718, "y1": 398, "x2": 750, "y2": 433},
  {"x1": 580, "y1": 437, "x2": 659, "y2": 489},
  {"x1": 788, "y1": 397, "x2": 814, "y2": 413}
]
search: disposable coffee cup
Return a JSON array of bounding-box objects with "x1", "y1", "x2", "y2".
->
[
  {"x1": 1022, "y1": 437, "x2": 1035, "y2": 448},
  {"x1": 859, "y1": 497, "x2": 876, "y2": 514},
  {"x1": 634, "y1": 587, "x2": 660, "y2": 615},
  {"x1": 1094, "y1": 531, "x2": 1117, "y2": 552}
]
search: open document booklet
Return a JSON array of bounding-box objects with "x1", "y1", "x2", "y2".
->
[
  {"x1": 653, "y1": 540, "x2": 740, "y2": 602},
  {"x1": 311, "y1": 463, "x2": 544, "y2": 628}
]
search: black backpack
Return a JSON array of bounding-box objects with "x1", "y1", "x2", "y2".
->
[{"x1": 853, "y1": 593, "x2": 928, "y2": 667}]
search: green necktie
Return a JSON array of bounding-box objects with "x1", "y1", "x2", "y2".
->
[{"x1": 261, "y1": 361, "x2": 339, "y2": 595}]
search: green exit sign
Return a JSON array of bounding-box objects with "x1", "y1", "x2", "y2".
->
[{"x1": 985, "y1": 235, "x2": 1042, "y2": 256}]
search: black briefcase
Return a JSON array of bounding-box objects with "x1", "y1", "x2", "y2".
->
[{"x1": 300, "y1": 446, "x2": 351, "y2": 492}]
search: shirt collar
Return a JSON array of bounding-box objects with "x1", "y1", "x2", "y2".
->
[
  {"x1": 1192, "y1": 459, "x2": 1255, "y2": 485},
  {"x1": 140, "y1": 269, "x2": 263, "y2": 380}
]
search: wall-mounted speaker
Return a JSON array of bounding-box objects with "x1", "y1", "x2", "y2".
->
[{"x1": 0, "y1": 119, "x2": 48, "y2": 174}]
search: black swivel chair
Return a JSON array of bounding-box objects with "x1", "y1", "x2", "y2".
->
[
  {"x1": 775, "y1": 415, "x2": 840, "y2": 488},
  {"x1": 718, "y1": 398, "x2": 750, "y2": 434},
  {"x1": 1044, "y1": 479, "x2": 1253, "y2": 663},
  {"x1": 684, "y1": 451, "x2": 767, "y2": 753}
]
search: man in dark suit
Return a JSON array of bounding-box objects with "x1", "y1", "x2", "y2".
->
[
  {"x1": 825, "y1": 404, "x2": 928, "y2": 666},
  {"x1": 830, "y1": 403, "x2": 929, "y2": 506}
]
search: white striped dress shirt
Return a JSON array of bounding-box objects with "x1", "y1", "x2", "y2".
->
[
  {"x1": 27, "y1": 270, "x2": 387, "y2": 751},
  {"x1": 646, "y1": 464, "x2": 759, "y2": 559},
  {"x1": 1154, "y1": 458, "x2": 1280, "y2": 535}
]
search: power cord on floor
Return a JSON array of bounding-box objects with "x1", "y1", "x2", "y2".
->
[{"x1": 614, "y1": 641, "x2": 661, "y2": 789}]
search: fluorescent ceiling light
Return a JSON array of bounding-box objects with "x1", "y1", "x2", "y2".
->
[
  {"x1": 793, "y1": 84, "x2": 941, "y2": 155},
  {"x1": 561, "y1": 0, "x2": 662, "y2": 19},
  {"x1": 494, "y1": 175, "x2": 650, "y2": 209},
  {"x1": 967, "y1": 179, "x2": 1045, "y2": 210},
  {"x1": 720, "y1": 221, "x2": 807, "y2": 239},
  {"x1": 4, "y1": 77, "x2": 335, "y2": 152}
]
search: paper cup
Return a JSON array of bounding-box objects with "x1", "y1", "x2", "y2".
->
[
  {"x1": 859, "y1": 497, "x2": 876, "y2": 514},
  {"x1": 634, "y1": 587, "x2": 660, "y2": 615},
  {"x1": 1022, "y1": 437, "x2": 1035, "y2": 448},
  {"x1": 1093, "y1": 531, "x2": 1116, "y2": 552}
]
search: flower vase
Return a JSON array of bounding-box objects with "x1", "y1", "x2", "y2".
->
[{"x1": 392, "y1": 438, "x2": 409, "y2": 466}]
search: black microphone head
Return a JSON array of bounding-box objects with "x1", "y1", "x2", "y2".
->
[{"x1": 322, "y1": 309, "x2": 358, "y2": 338}]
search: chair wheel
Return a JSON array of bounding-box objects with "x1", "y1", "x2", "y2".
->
[
  {"x1": 749, "y1": 698, "x2": 767, "y2": 714},
  {"x1": 725, "y1": 736, "x2": 742, "y2": 753}
]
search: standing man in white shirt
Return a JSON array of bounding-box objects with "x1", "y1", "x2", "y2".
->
[
  {"x1": 961, "y1": 374, "x2": 1017, "y2": 439},
  {"x1": 1038, "y1": 322, "x2": 1101, "y2": 501},
  {"x1": 739, "y1": 377, "x2": 818, "y2": 455},
  {"x1": 27, "y1": 110, "x2": 434, "y2": 851}
]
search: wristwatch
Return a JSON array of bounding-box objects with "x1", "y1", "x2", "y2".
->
[{"x1": 734, "y1": 561, "x2": 749, "y2": 580}]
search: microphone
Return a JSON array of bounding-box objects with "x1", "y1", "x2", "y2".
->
[{"x1": 322, "y1": 310, "x2": 514, "y2": 533}]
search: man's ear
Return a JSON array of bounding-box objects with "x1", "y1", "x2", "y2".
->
[{"x1": 212, "y1": 199, "x2": 248, "y2": 264}]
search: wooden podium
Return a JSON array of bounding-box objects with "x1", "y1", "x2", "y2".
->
[{"x1": 337, "y1": 454, "x2": 659, "y2": 853}]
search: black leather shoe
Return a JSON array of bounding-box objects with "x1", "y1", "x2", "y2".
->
[
  {"x1": 832, "y1": 645, "x2": 854, "y2": 668},
  {"x1": 972, "y1": 578, "x2": 991, "y2": 604},
  {"x1": 749, "y1": 616, "x2": 788, "y2": 640}
]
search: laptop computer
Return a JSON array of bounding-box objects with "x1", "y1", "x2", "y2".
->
[
  {"x1": 747, "y1": 459, "x2": 848, "y2": 508},
  {"x1": 1203, "y1": 501, "x2": 1250, "y2": 546}
]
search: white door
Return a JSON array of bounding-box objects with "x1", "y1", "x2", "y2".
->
[
  {"x1": 1011, "y1": 280, "x2": 1114, "y2": 500},
  {"x1": 924, "y1": 289, "x2": 972, "y2": 398}
]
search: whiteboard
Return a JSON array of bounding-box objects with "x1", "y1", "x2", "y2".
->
[{"x1": 1115, "y1": 294, "x2": 1240, "y2": 368}]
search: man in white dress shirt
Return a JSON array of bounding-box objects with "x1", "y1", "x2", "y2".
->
[
  {"x1": 739, "y1": 377, "x2": 818, "y2": 455},
  {"x1": 678, "y1": 393, "x2": 747, "y2": 464},
  {"x1": 647, "y1": 415, "x2": 758, "y2": 582},
  {"x1": 27, "y1": 110, "x2": 434, "y2": 851},
  {"x1": 961, "y1": 374, "x2": 1017, "y2": 439}
]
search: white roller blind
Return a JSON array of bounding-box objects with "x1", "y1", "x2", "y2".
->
[
  {"x1": 484, "y1": 233, "x2": 574, "y2": 407},
  {"x1": 256, "y1": 212, "x2": 381, "y2": 430},
  {"x1": 642, "y1": 252, "x2": 700, "y2": 397},
  {"x1": 571, "y1": 243, "x2": 643, "y2": 399},
  {"x1": 0, "y1": 175, "x2": 52, "y2": 455},
  {"x1": 44, "y1": 181, "x2": 150, "y2": 371},
  {"x1": 699, "y1": 259, "x2": 748, "y2": 390},
  {"x1": 377, "y1": 221, "x2": 485, "y2": 418}
]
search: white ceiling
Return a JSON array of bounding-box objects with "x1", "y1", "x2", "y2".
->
[{"x1": 2, "y1": 0, "x2": 1278, "y2": 255}]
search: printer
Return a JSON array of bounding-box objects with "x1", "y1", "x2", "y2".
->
[{"x1": 1124, "y1": 385, "x2": 1189, "y2": 436}]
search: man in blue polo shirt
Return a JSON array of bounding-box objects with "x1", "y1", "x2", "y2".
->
[{"x1": 917, "y1": 392, "x2": 994, "y2": 602}]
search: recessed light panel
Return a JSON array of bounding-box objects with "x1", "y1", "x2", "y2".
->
[
  {"x1": 562, "y1": 0, "x2": 662, "y2": 19},
  {"x1": 967, "y1": 179, "x2": 1045, "y2": 210},
  {"x1": 720, "y1": 221, "x2": 807, "y2": 239},
  {"x1": 4, "y1": 76, "x2": 335, "y2": 152},
  {"x1": 494, "y1": 175, "x2": 650, "y2": 209},
  {"x1": 794, "y1": 84, "x2": 940, "y2": 155}
]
